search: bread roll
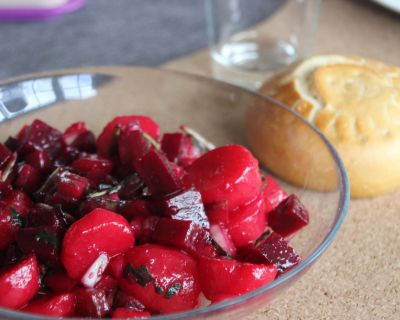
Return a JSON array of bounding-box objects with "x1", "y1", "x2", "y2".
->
[{"x1": 250, "y1": 55, "x2": 400, "y2": 198}]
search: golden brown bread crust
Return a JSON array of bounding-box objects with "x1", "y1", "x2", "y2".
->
[{"x1": 252, "y1": 55, "x2": 400, "y2": 198}]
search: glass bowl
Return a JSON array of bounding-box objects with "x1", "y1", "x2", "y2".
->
[{"x1": 0, "y1": 67, "x2": 349, "y2": 320}]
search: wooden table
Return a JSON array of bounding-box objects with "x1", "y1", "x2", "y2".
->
[{"x1": 164, "y1": 0, "x2": 400, "y2": 319}]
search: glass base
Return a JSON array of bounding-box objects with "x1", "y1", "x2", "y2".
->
[{"x1": 211, "y1": 40, "x2": 298, "y2": 90}]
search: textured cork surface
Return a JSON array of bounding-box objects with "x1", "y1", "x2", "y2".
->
[{"x1": 164, "y1": 0, "x2": 400, "y2": 319}]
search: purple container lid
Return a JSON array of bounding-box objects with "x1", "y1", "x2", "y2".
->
[{"x1": 0, "y1": 0, "x2": 87, "y2": 21}]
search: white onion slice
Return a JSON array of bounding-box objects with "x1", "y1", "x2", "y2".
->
[{"x1": 81, "y1": 253, "x2": 109, "y2": 288}]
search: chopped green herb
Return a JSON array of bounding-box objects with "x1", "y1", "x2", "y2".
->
[
  {"x1": 124, "y1": 264, "x2": 154, "y2": 287},
  {"x1": 142, "y1": 132, "x2": 160, "y2": 150},
  {"x1": 180, "y1": 126, "x2": 215, "y2": 152},
  {"x1": 9, "y1": 207, "x2": 23, "y2": 227},
  {"x1": 35, "y1": 231, "x2": 58, "y2": 247},
  {"x1": 255, "y1": 228, "x2": 272, "y2": 247},
  {"x1": 165, "y1": 282, "x2": 182, "y2": 299},
  {"x1": 154, "y1": 282, "x2": 165, "y2": 295}
]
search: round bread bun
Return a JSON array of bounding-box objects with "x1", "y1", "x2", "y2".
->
[{"x1": 248, "y1": 55, "x2": 400, "y2": 198}]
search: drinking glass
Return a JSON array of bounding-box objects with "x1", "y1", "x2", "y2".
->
[{"x1": 205, "y1": 0, "x2": 321, "y2": 89}]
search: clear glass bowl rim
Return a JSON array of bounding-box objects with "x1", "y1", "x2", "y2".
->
[{"x1": 0, "y1": 67, "x2": 350, "y2": 320}]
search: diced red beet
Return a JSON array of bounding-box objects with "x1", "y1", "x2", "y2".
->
[
  {"x1": 4, "y1": 136, "x2": 19, "y2": 152},
  {"x1": 108, "y1": 254, "x2": 125, "y2": 279},
  {"x1": 22, "y1": 293, "x2": 76, "y2": 317},
  {"x1": 118, "y1": 126, "x2": 151, "y2": 169},
  {"x1": 117, "y1": 174, "x2": 145, "y2": 200},
  {"x1": 226, "y1": 193, "x2": 266, "y2": 248},
  {"x1": 72, "y1": 155, "x2": 114, "y2": 183},
  {"x1": 61, "y1": 208, "x2": 134, "y2": 280},
  {"x1": 25, "y1": 150, "x2": 51, "y2": 173},
  {"x1": 0, "y1": 143, "x2": 13, "y2": 170},
  {"x1": 198, "y1": 256, "x2": 277, "y2": 301},
  {"x1": 119, "y1": 244, "x2": 201, "y2": 314},
  {"x1": 16, "y1": 226, "x2": 61, "y2": 266},
  {"x1": 0, "y1": 244, "x2": 23, "y2": 266},
  {"x1": 263, "y1": 176, "x2": 288, "y2": 213},
  {"x1": 113, "y1": 290, "x2": 146, "y2": 311},
  {"x1": 129, "y1": 216, "x2": 159, "y2": 243},
  {"x1": 97, "y1": 115, "x2": 160, "y2": 158},
  {"x1": 161, "y1": 132, "x2": 201, "y2": 167},
  {"x1": 18, "y1": 119, "x2": 63, "y2": 157},
  {"x1": 185, "y1": 145, "x2": 262, "y2": 211},
  {"x1": 81, "y1": 253, "x2": 110, "y2": 288},
  {"x1": 152, "y1": 218, "x2": 218, "y2": 258},
  {"x1": 161, "y1": 133, "x2": 184, "y2": 163},
  {"x1": 71, "y1": 131, "x2": 96, "y2": 153},
  {"x1": 112, "y1": 308, "x2": 151, "y2": 318},
  {"x1": 28, "y1": 203, "x2": 72, "y2": 231},
  {"x1": 74, "y1": 288, "x2": 111, "y2": 318},
  {"x1": 79, "y1": 196, "x2": 120, "y2": 217},
  {"x1": 15, "y1": 163, "x2": 41, "y2": 192},
  {"x1": 0, "y1": 206, "x2": 24, "y2": 250},
  {"x1": 4, "y1": 189, "x2": 32, "y2": 216},
  {"x1": 44, "y1": 269, "x2": 78, "y2": 292},
  {"x1": 0, "y1": 255, "x2": 40, "y2": 309},
  {"x1": 136, "y1": 149, "x2": 183, "y2": 197},
  {"x1": 152, "y1": 189, "x2": 209, "y2": 228},
  {"x1": 63, "y1": 121, "x2": 88, "y2": 145},
  {"x1": 56, "y1": 171, "x2": 90, "y2": 201},
  {"x1": 120, "y1": 199, "x2": 152, "y2": 220},
  {"x1": 95, "y1": 274, "x2": 118, "y2": 292},
  {"x1": 209, "y1": 224, "x2": 236, "y2": 257},
  {"x1": 242, "y1": 232, "x2": 301, "y2": 273},
  {"x1": 268, "y1": 194, "x2": 309, "y2": 237}
]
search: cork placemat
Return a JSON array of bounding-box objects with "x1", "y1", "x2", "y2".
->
[{"x1": 164, "y1": 0, "x2": 400, "y2": 319}]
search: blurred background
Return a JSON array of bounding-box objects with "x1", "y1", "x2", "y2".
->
[{"x1": 0, "y1": 0, "x2": 398, "y2": 81}]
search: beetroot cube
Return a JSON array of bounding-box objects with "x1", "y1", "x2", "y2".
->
[
  {"x1": 0, "y1": 207, "x2": 23, "y2": 250},
  {"x1": 113, "y1": 290, "x2": 146, "y2": 311},
  {"x1": 152, "y1": 218, "x2": 217, "y2": 258},
  {"x1": 72, "y1": 156, "x2": 113, "y2": 183},
  {"x1": 152, "y1": 189, "x2": 209, "y2": 228},
  {"x1": 18, "y1": 119, "x2": 63, "y2": 157},
  {"x1": 4, "y1": 190, "x2": 32, "y2": 216},
  {"x1": 161, "y1": 133, "x2": 183, "y2": 163},
  {"x1": 75, "y1": 288, "x2": 111, "y2": 318},
  {"x1": 56, "y1": 171, "x2": 90, "y2": 201},
  {"x1": 15, "y1": 163, "x2": 41, "y2": 192},
  {"x1": 129, "y1": 216, "x2": 159, "y2": 243},
  {"x1": 0, "y1": 143, "x2": 12, "y2": 170},
  {"x1": 71, "y1": 131, "x2": 96, "y2": 153},
  {"x1": 63, "y1": 121, "x2": 88, "y2": 144},
  {"x1": 44, "y1": 270, "x2": 78, "y2": 292},
  {"x1": 25, "y1": 150, "x2": 51, "y2": 173},
  {"x1": 268, "y1": 194, "x2": 309, "y2": 237},
  {"x1": 117, "y1": 174, "x2": 144, "y2": 200},
  {"x1": 120, "y1": 199, "x2": 152, "y2": 220},
  {"x1": 136, "y1": 149, "x2": 183, "y2": 197},
  {"x1": 161, "y1": 133, "x2": 202, "y2": 168},
  {"x1": 243, "y1": 232, "x2": 301, "y2": 273},
  {"x1": 97, "y1": 115, "x2": 160, "y2": 158},
  {"x1": 16, "y1": 226, "x2": 60, "y2": 266},
  {"x1": 79, "y1": 196, "x2": 120, "y2": 217},
  {"x1": 118, "y1": 127, "x2": 150, "y2": 169}
]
